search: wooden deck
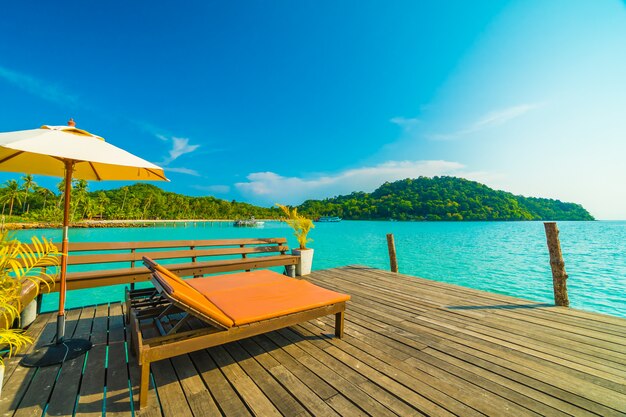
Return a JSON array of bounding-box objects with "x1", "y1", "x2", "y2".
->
[{"x1": 1, "y1": 265, "x2": 625, "y2": 416}]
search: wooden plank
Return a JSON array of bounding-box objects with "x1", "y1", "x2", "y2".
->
[
  {"x1": 226, "y1": 341, "x2": 308, "y2": 416},
  {"x1": 188, "y1": 349, "x2": 252, "y2": 417},
  {"x1": 0, "y1": 311, "x2": 56, "y2": 417},
  {"x1": 241, "y1": 336, "x2": 338, "y2": 401},
  {"x1": 311, "y1": 313, "x2": 594, "y2": 417},
  {"x1": 208, "y1": 344, "x2": 282, "y2": 417},
  {"x1": 170, "y1": 355, "x2": 221, "y2": 417},
  {"x1": 45, "y1": 306, "x2": 97, "y2": 417},
  {"x1": 148, "y1": 358, "x2": 194, "y2": 417},
  {"x1": 325, "y1": 394, "x2": 369, "y2": 417},
  {"x1": 301, "y1": 318, "x2": 525, "y2": 417},
  {"x1": 74, "y1": 304, "x2": 111, "y2": 416},
  {"x1": 105, "y1": 303, "x2": 134, "y2": 417},
  {"x1": 253, "y1": 331, "x2": 398, "y2": 417},
  {"x1": 274, "y1": 329, "x2": 412, "y2": 417},
  {"x1": 64, "y1": 237, "x2": 287, "y2": 251},
  {"x1": 12, "y1": 308, "x2": 82, "y2": 417}
]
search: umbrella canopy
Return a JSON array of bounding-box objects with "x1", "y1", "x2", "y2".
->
[
  {"x1": 0, "y1": 124, "x2": 167, "y2": 181},
  {"x1": 0, "y1": 120, "x2": 168, "y2": 367}
]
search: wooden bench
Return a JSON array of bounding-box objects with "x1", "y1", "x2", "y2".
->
[{"x1": 41, "y1": 238, "x2": 300, "y2": 291}]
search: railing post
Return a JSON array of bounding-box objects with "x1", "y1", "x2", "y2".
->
[
  {"x1": 544, "y1": 222, "x2": 569, "y2": 307},
  {"x1": 386, "y1": 233, "x2": 398, "y2": 273}
]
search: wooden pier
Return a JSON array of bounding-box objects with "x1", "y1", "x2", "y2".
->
[{"x1": 1, "y1": 266, "x2": 625, "y2": 416}]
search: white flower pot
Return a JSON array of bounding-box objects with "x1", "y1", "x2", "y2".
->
[
  {"x1": 20, "y1": 299, "x2": 38, "y2": 328},
  {"x1": 292, "y1": 248, "x2": 314, "y2": 276},
  {"x1": 0, "y1": 363, "x2": 4, "y2": 398}
]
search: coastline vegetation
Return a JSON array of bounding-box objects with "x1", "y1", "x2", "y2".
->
[{"x1": 0, "y1": 175, "x2": 593, "y2": 225}]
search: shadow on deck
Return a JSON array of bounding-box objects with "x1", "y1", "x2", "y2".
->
[{"x1": 1, "y1": 265, "x2": 625, "y2": 416}]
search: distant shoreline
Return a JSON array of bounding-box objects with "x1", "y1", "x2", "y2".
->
[{"x1": 2, "y1": 219, "x2": 278, "y2": 230}]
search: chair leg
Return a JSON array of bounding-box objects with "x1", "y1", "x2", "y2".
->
[
  {"x1": 335, "y1": 311, "x2": 345, "y2": 338},
  {"x1": 139, "y1": 361, "x2": 150, "y2": 409}
]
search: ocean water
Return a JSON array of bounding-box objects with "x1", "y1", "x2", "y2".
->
[{"x1": 13, "y1": 220, "x2": 626, "y2": 318}]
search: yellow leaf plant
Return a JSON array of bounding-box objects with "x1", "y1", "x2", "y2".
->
[
  {"x1": 276, "y1": 204, "x2": 314, "y2": 250},
  {"x1": 0, "y1": 232, "x2": 59, "y2": 365}
]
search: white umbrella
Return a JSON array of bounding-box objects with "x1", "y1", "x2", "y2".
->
[{"x1": 0, "y1": 119, "x2": 168, "y2": 366}]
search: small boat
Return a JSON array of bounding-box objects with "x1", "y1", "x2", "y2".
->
[
  {"x1": 233, "y1": 217, "x2": 265, "y2": 227},
  {"x1": 316, "y1": 216, "x2": 342, "y2": 222}
]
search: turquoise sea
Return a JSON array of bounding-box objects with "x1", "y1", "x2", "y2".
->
[{"x1": 14, "y1": 220, "x2": 626, "y2": 318}]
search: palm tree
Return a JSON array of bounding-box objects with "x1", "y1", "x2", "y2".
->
[
  {"x1": 96, "y1": 191, "x2": 110, "y2": 219},
  {"x1": 36, "y1": 186, "x2": 55, "y2": 210},
  {"x1": 72, "y1": 180, "x2": 89, "y2": 221},
  {"x1": 120, "y1": 186, "x2": 129, "y2": 211},
  {"x1": 1, "y1": 180, "x2": 23, "y2": 216},
  {"x1": 21, "y1": 174, "x2": 37, "y2": 213},
  {"x1": 56, "y1": 179, "x2": 66, "y2": 208}
]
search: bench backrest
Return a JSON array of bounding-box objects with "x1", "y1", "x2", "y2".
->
[
  {"x1": 65, "y1": 238, "x2": 290, "y2": 266},
  {"x1": 31, "y1": 238, "x2": 297, "y2": 291}
]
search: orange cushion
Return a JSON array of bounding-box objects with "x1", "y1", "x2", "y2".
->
[
  {"x1": 153, "y1": 264, "x2": 234, "y2": 328},
  {"x1": 188, "y1": 269, "x2": 288, "y2": 293},
  {"x1": 207, "y1": 279, "x2": 350, "y2": 326}
]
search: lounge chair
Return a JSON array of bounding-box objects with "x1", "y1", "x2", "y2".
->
[{"x1": 128, "y1": 256, "x2": 350, "y2": 409}]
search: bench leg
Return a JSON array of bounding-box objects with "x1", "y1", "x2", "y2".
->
[
  {"x1": 285, "y1": 265, "x2": 296, "y2": 278},
  {"x1": 139, "y1": 361, "x2": 151, "y2": 409},
  {"x1": 335, "y1": 311, "x2": 345, "y2": 338}
]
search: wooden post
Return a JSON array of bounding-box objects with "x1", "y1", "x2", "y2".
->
[
  {"x1": 386, "y1": 233, "x2": 398, "y2": 273},
  {"x1": 544, "y1": 222, "x2": 570, "y2": 307}
]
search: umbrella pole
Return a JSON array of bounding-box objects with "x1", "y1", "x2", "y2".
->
[
  {"x1": 19, "y1": 159, "x2": 92, "y2": 367},
  {"x1": 57, "y1": 160, "x2": 73, "y2": 342}
]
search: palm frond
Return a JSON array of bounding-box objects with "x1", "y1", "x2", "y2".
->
[
  {"x1": 0, "y1": 233, "x2": 60, "y2": 361},
  {"x1": 0, "y1": 329, "x2": 33, "y2": 365}
]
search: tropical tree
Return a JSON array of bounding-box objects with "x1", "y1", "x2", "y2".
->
[
  {"x1": 1, "y1": 180, "x2": 23, "y2": 217},
  {"x1": 71, "y1": 180, "x2": 89, "y2": 221},
  {"x1": 21, "y1": 175, "x2": 37, "y2": 213},
  {"x1": 95, "y1": 191, "x2": 110, "y2": 219},
  {"x1": 36, "y1": 186, "x2": 55, "y2": 210},
  {"x1": 120, "y1": 186, "x2": 129, "y2": 211}
]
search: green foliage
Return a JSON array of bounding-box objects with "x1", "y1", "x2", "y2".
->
[
  {"x1": 0, "y1": 232, "x2": 59, "y2": 365},
  {"x1": 0, "y1": 176, "x2": 594, "y2": 224},
  {"x1": 3, "y1": 181, "x2": 283, "y2": 223},
  {"x1": 298, "y1": 177, "x2": 595, "y2": 221},
  {"x1": 276, "y1": 204, "x2": 314, "y2": 249}
]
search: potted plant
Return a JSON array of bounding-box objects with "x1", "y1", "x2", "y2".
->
[
  {"x1": 0, "y1": 232, "x2": 58, "y2": 396},
  {"x1": 276, "y1": 204, "x2": 315, "y2": 276}
]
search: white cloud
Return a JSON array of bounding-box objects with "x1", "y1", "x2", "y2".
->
[
  {"x1": 235, "y1": 160, "x2": 468, "y2": 205},
  {"x1": 0, "y1": 65, "x2": 79, "y2": 106},
  {"x1": 167, "y1": 137, "x2": 200, "y2": 162},
  {"x1": 192, "y1": 184, "x2": 230, "y2": 194},
  {"x1": 164, "y1": 167, "x2": 201, "y2": 176},
  {"x1": 430, "y1": 103, "x2": 541, "y2": 140},
  {"x1": 156, "y1": 134, "x2": 200, "y2": 166}
]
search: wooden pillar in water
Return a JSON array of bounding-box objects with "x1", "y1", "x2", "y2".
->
[
  {"x1": 386, "y1": 233, "x2": 398, "y2": 273},
  {"x1": 544, "y1": 222, "x2": 570, "y2": 307}
]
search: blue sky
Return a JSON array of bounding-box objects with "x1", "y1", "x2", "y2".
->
[{"x1": 1, "y1": 1, "x2": 625, "y2": 219}]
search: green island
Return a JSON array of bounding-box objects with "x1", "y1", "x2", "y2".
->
[
  {"x1": 299, "y1": 177, "x2": 594, "y2": 221},
  {"x1": 0, "y1": 175, "x2": 593, "y2": 226}
]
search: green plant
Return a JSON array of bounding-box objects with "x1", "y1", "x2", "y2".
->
[
  {"x1": 276, "y1": 204, "x2": 314, "y2": 249},
  {"x1": 0, "y1": 232, "x2": 59, "y2": 365}
]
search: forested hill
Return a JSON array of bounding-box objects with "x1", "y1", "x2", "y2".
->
[
  {"x1": 2, "y1": 176, "x2": 593, "y2": 222},
  {"x1": 297, "y1": 177, "x2": 594, "y2": 221}
]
